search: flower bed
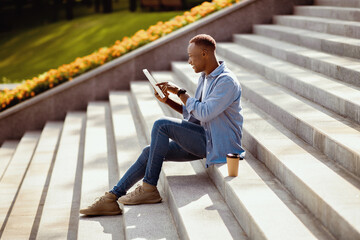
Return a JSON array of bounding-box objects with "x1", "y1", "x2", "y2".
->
[{"x1": 0, "y1": 0, "x2": 240, "y2": 112}]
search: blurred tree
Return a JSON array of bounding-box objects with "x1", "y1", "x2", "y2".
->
[
  {"x1": 15, "y1": 0, "x2": 25, "y2": 16},
  {"x1": 95, "y1": 0, "x2": 101, "y2": 12},
  {"x1": 65, "y1": 0, "x2": 74, "y2": 20},
  {"x1": 84, "y1": 0, "x2": 92, "y2": 7},
  {"x1": 102, "y1": 0, "x2": 112, "y2": 13},
  {"x1": 32, "y1": 0, "x2": 44, "y2": 19},
  {"x1": 52, "y1": 0, "x2": 62, "y2": 22},
  {"x1": 130, "y1": 0, "x2": 136, "y2": 12}
]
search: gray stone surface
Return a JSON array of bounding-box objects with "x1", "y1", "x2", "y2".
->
[
  {"x1": 0, "y1": 132, "x2": 40, "y2": 237},
  {"x1": 109, "y1": 91, "x2": 179, "y2": 240},
  {"x1": 1, "y1": 123, "x2": 62, "y2": 239},
  {"x1": 274, "y1": 15, "x2": 360, "y2": 39},
  {"x1": 78, "y1": 102, "x2": 124, "y2": 240},
  {"x1": 233, "y1": 34, "x2": 360, "y2": 87},
  {"x1": 253, "y1": 24, "x2": 360, "y2": 59},
  {"x1": 157, "y1": 70, "x2": 334, "y2": 240},
  {"x1": 241, "y1": 100, "x2": 360, "y2": 240},
  {"x1": 36, "y1": 112, "x2": 85, "y2": 240},
  {"x1": 202, "y1": 51, "x2": 360, "y2": 177},
  {"x1": 173, "y1": 59, "x2": 360, "y2": 239},
  {"x1": 170, "y1": 60, "x2": 360, "y2": 240},
  {"x1": 295, "y1": 5, "x2": 360, "y2": 22},
  {"x1": 315, "y1": 0, "x2": 360, "y2": 8},
  {"x1": 216, "y1": 42, "x2": 360, "y2": 124},
  {"x1": 0, "y1": 141, "x2": 18, "y2": 182},
  {"x1": 0, "y1": 84, "x2": 19, "y2": 90}
]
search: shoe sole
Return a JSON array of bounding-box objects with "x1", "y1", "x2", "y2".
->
[
  {"x1": 118, "y1": 198, "x2": 162, "y2": 205},
  {"x1": 79, "y1": 210, "x2": 122, "y2": 216}
]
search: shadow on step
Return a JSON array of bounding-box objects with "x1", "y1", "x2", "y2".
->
[
  {"x1": 78, "y1": 215, "x2": 123, "y2": 238},
  {"x1": 166, "y1": 161, "x2": 243, "y2": 240},
  {"x1": 122, "y1": 203, "x2": 178, "y2": 239}
]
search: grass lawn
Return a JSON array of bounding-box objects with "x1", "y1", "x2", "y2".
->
[{"x1": 0, "y1": 9, "x2": 183, "y2": 83}]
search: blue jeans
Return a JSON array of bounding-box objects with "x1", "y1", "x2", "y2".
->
[{"x1": 110, "y1": 116, "x2": 207, "y2": 198}]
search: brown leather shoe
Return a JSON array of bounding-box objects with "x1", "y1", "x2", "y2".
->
[
  {"x1": 79, "y1": 192, "x2": 122, "y2": 216},
  {"x1": 118, "y1": 182, "x2": 162, "y2": 205}
]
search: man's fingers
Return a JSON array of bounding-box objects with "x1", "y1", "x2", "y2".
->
[{"x1": 156, "y1": 81, "x2": 168, "y2": 87}]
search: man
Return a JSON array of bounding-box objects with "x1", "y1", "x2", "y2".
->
[{"x1": 80, "y1": 34, "x2": 245, "y2": 216}]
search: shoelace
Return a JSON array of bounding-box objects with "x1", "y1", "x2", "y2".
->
[
  {"x1": 128, "y1": 185, "x2": 144, "y2": 198},
  {"x1": 89, "y1": 193, "x2": 107, "y2": 208}
]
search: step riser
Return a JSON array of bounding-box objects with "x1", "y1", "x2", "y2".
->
[
  {"x1": 156, "y1": 81, "x2": 269, "y2": 240},
  {"x1": 0, "y1": 122, "x2": 62, "y2": 239},
  {"x1": 0, "y1": 132, "x2": 40, "y2": 237},
  {"x1": 295, "y1": 6, "x2": 360, "y2": 22},
  {"x1": 315, "y1": 0, "x2": 360, "y2": 8},
  {"x1": 130, "y1": 82, "x2": 202, "y2": 240},
  {"x1": 217, "y1": 44, "x2": 360, "y2": 124},
  {"x1": 253, "y1": 25, "x2": 360, "y2": 59},
  {"x1": 216, "y1": 45, "x2": 360, "y2": 177},
  {"x1": 274, "y1": 15, "x2": 360, "y2": 39},
  {"x1": 242, "y1": 122, "x2": 359, "y2": 240},
  {"x1": 204, "y1": 156, "x2": 293, "y2": 240},
  {"x1": 242, "y1": 83, "x2": 360, "y2": 177},
  {"x1": 78, "y1": 102, "x2": 124, "y2": 239},
  {"x1": 0, "y1": 141, "x2": 18, "y2": 182},
  {"x1": 170, "y1": 65, "x2": 345, "y2": 240},
  {"x1": 234, "y1": 35, "x2": 360, "y2": 88},
  {"x1": 109, "y1": 91, "x2": 179, "y2": 240},
  {"x1": 36, "y1": 112, "x2": 85, "y2": 240}
]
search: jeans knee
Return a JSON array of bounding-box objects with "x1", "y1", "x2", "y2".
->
[
  {"x1": 142, "y1": 145, "x2": 150, "y2": 156},
  {"x1": 134, "y1": 145, "x2": 150, "y2": 166},
  {"x1": 153, "y1": 117, "x2": 170, "y2": 131}
]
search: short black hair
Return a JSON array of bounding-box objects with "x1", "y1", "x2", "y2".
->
[{"x1": 189, "y1": 34, "x2": 216, "y2": 51}]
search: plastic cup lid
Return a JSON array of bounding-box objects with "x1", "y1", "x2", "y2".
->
[{"x1": 226, "y1": 153, "x2": 240, "y2": 158}]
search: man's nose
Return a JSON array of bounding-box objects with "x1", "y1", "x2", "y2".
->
[{"x1": 188, "y1": 58, "x2": 192, "y2": 65}]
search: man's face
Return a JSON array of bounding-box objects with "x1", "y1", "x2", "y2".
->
[{"x1": 187, "y1": 43, "x2": 206, "y2": 73}]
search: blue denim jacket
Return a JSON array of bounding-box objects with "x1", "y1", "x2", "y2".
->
[{"x1": 182, "y1": 60, "x2": 245, "y2": 167}]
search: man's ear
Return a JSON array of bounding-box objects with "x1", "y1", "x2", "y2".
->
[{"x1": 202, "y1": 49, "x2": 208, "y2": 57}]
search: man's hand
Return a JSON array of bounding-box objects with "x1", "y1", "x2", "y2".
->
[
  {"x1": 153, "y1": 85, "x2": 169, "y2": 103},
  {"x1": 156, "y1": 82, "x2": 181, "y2": 95},
  {"x1": 153, "y1": 81, "x2": 186, "y2": 114}
]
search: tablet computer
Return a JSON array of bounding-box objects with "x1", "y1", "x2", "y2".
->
[{"x1": 143, "y1": 69, "x2": 166, "y2": 99}]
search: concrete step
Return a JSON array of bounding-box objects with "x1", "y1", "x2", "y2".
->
[
  {"x1": 0, "y1": 83, "x2": 18, "y2": 91},
  {"x1": 109, "y1": 91, "x2": 179, "y2": 239},
  {"x1": 155, "y1": 70, "x2": 335, "y2": 240},
  {"x1": 171, "y1": 62, "x2": 360, "y2": 239},
  {"x1": 233, "y1": 34, "x2": 360, "y2": 88},
  {"x1": 78, "y1": 102, "x2": 124, "y2": 240},
  {"x1": 216, "y1": 42, "x2": 360, "y2": 124},
  {"x1": 315, "y1": 0, "x2": 360, "y2": 8},
  {"x1": 130, "y1": 81, "x2": 248, "y2": 240},
  {"x1": 1, "y1": 122, "x2": 62, "y2": 239},
  {"x1": 294, "y1": 6, "x2": 360, "y2": 22},
  {"x1": 274, "y1": 15, "x2": 360, "y2": 39},
  {"x1": 0, "y1": 132, "x2": 40, "y2": 237},
  {"x1": 0, "y1": 141, "x2": 18, "y2": 181},
  {"x1": 36, "y1": 112, "x2": 86, "y2": 240},
  {"x1": 241, "y1": 99, "x2": 360, "y2": 240},
  {"x1": 200, "y1": 152, "x2": 335, "y2": 240},
  {"x1": 253, "y1": 24, "x2": 360, "y2": 59},
  {"x1": 205, "y1": 51, "x2": 360, "y2": 178}
]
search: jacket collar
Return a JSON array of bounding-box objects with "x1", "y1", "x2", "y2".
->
[{"x1": 201, "y1": 60, "x2": 225, "y2": 80}]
